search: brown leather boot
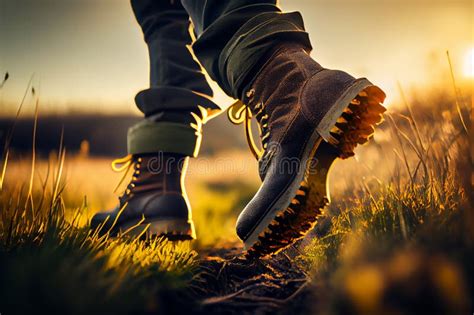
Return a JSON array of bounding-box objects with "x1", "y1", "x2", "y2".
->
[
  {"x1": 229, "y1": 46, "x2": 386, "y2": 257},
  {"x1": 90, "y1": 153, "x2": 195, "y2": 240}
]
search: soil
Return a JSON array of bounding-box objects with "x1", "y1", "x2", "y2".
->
[{"x1": 190, "y1": 242, "x2": 316, "y2": 314}]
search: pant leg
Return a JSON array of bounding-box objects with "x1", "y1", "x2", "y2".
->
[
  {"x1": 129, "y1": 0, "x2": 220, "y2": 157},
  {"x1": 181, "y1": 0, "x2": 312, "y2": 100}
]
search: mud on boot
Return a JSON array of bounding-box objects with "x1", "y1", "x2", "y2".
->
[
  {"x1": 229, "y1": 46, "x2": 386, "y2": 258},
  {"x1": 90, "y1": 153, "x2": 195, "y2": 240}
]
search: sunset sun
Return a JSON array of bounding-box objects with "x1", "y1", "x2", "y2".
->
[{"x1": 464, "y1": 47, "x2": 474, "y2": 78}]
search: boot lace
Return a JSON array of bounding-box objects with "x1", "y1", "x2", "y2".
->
[
  {"x1": 111, "y1": 155, "x2": 142, "y2": 200},
  {"x1": 227, "y1": 90, "x2": 270, "y2": 160},
  {"x1": 108, "y1": 106, "x2": 218, "y2": 199}
]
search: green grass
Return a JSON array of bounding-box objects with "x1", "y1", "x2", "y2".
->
[
  {"x1": 0, "y1": 142, "x2": 197, "y2": 314},
  {"x1": 0, "y1": 68, "x2": 472, "y2": 313},
  {"x1": 0, "y1": 192, "x2": 197, "y2": 313},
  {"x1": 296, "y1": 89, "x2": 472, "y2": 314}
]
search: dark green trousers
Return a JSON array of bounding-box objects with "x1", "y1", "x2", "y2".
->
[{"x1": 129, "y1": 0, "x2": 311, "y2": 157}]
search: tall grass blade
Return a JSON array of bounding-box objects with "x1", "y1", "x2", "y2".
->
[
  {"x1": 52, "y1": 129, "x2": 65, "y2": 206},
  {"x1": 388, "y1": 114, "x2": 415, "y2": 187},
  {"x1": 0, "y1": 74, "x2": 35, "y2": 191},
  {"x1": 0, "y1": 150, "x2": 8, "y2": 191},
  {"x1": 446, "y1": 50, "x2": 468, "y2": 133},
  {"x1": 397, "y1": 81, "x2": 426, "y2": 152},
  {"x1": 0, "y1": 72, "x2": 9, "y2": 89},
  {"x1": 26, "y1": 98, "x2": 40, "y2": 210}
]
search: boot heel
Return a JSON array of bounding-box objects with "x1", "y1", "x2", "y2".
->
[
  {"x1": 316, "y1": 79, "x2": 386, "y2": 159},
  {"x1": 148, "y1": 219, "x2": 196, "y2": 240}
]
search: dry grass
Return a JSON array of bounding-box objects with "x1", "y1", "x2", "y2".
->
[{"x1": 0, "y1": 64, "x2": 472, "y2": 313}]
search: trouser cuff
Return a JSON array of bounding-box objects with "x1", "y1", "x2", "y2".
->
[
  {"x1": 222, "y1": 12, "x2": 312, "y2": 99},
  {"x1": 135, "y1": 87, "x2": 220, "y2": 117},
  {"x1": 127, "y1": 120, "x2": 201, "y2": 157}
]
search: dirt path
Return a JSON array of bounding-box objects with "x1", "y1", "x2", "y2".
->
[{"x1": 191, "y1": 242, "x2": 315, "y2": 314}]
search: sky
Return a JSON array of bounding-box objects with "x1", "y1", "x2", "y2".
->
[{"x1": 0, "y1": 0, "x2": 473, "y2": 116}]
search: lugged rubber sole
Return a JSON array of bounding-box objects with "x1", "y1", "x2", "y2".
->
[
  {"x1": 113, "y1": 219, "x2": 196, "y2": 241},
  {"x1": 325, "y1": 84, "x2": 387, "y2": 159},
  {"x1": 245, "y1": 80, "x2": 386, "y2": 259},
  {"x1": 245, "y1": 142, "x2": 338, "y2": 258}
]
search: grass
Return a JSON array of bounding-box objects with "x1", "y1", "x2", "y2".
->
[
  {"x1": 295, "y1": 81, "x2": 472, "y2": 314},
  {"x1": 0, "y1": 67, "x2": 472, "y2": 314},
  {"x1": 0, "y1": 150, "x2": 197, "y2": 314},
  {"x1": 0, "y1": 79, "x2": 199, "y2": 313}
]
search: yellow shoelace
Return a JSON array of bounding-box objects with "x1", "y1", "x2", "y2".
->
[
  {"x1": 109, "y1": 103, "x2": 262, "y2": 195},
  {"x1": 108, "y1": 106, "x2": 219, "y2": 194},
  {"x1": 111, "y1": 154, "x2": 134, "y2": 193},
  {"x1": 227, "y1": 100, "x2": 264, "y2": 160}
]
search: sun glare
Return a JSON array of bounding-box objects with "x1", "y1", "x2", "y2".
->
[{"x1": 464, "y1": 48, "x2": 474, "y2": 78}]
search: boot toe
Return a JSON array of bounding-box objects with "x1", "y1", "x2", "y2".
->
[{"x1": 90, "y1": 211, "x2": 114, "y2": 231}]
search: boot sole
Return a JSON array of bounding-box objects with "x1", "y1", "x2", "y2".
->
[
  {"x1": 245, "y1": 79, "x2": 386, "y2": 258},
  {"x1": 114, "y1": 219, "x2": 196, "y2": 241}
]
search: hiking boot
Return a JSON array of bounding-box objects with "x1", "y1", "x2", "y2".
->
[
  {"x1": 90, "y1": 153, "x2": 196, "y2": 240},
  {"x1": 229, "y1": 46, "x2": 386, "y2": 257}
]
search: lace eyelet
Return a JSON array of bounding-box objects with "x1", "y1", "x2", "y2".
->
[
  {"x1": 246, "y1": 88, "x2": 255, "y2": 100},
  {"x1": 227, "y1": 98, "x2": 271, "y2": 160}
]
